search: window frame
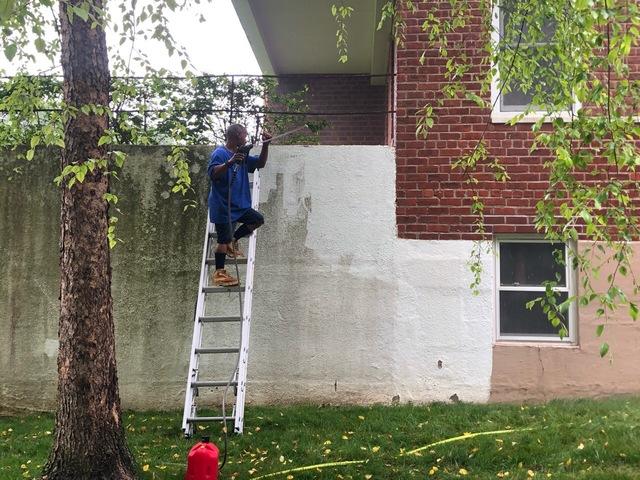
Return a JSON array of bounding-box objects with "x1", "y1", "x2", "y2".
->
[
  {"x1": 490, "y1": 3, "x2": 581, "y2": 124},
  {"x1": 494, "y1": 237, "x2": 578, "y2": 344}
]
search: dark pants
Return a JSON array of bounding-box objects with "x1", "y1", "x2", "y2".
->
[{"x1": 215, "y1": 208, "x2": 264, "y2": 244}]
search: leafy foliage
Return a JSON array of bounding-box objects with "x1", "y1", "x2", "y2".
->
[
  {"x1": 0, "y1": 1, "x2": 322, "y2": 246},
  {"x1": 332, "y1": 3, "x2": 355, "y2": 63}
]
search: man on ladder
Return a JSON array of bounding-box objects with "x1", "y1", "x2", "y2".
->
[{"x1": 208, "y1": 124, "x2": 272, "y2": 286}]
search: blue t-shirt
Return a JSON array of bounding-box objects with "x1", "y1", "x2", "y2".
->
[{"x1": 207, "y1": 146, "x2": 259, "y2": 224}]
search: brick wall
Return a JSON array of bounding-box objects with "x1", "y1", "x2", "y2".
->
[
  {"x1": 394, "y1": 2, "x2": 559, "y2": 240},
  {"x1": 277, "y1": 75, "x2": 388, "y2": 145}
]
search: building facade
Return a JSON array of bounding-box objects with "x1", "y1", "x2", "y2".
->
[{"x1": 233, "y1": 0, "x2": 640, "y2": 401}]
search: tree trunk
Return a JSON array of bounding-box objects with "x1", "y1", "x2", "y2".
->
[{"x1": 43, "y1": 2, "x2": 136, "y2": 479}]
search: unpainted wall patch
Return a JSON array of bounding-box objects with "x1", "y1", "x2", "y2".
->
[{"x1": 44, "y1": 339, "x2": 59, "y2": 358}]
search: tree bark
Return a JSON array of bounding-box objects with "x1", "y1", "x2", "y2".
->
[{"x1": 43, "y1": 2, "x2": 136, "y2": 479}]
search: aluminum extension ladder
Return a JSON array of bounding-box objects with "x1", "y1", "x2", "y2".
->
[{"x1": 182, "y1": 170, "x2": 260, "y2": 437}]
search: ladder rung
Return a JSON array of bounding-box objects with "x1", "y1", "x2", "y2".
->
[
  {"x1": 205, "y1": 257, "x2": 248, "y2": 265},
  {"x1": 186, "y1": 416, "x2": 231, "y2": 423},
  {"x1": 203, "y1": 285, "x2": 244, "y2": 293},
  {"x1": 195, "y1": 347, "x2": 239, "y2": 354},
  {"x1": 192, "y1": 380, "x2": 239, "y2": 387},
  {"x1": 199, "y1": 315, "x2": 242, "y2": 323}
]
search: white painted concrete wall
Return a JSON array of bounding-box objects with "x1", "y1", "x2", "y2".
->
[
  {"x1": 0, "y1": 145, "x2": 494, "y2": 411},
  {"x1": 245, "y1": 146, "x2": 494, "y2": 404}
]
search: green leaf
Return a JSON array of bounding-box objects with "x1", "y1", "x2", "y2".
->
[
  {"x1": 75, "y1": 164, "x2": 87, "y2": 183},
  {"x1": 630, "y1": 302, "x2": 638, "y2": 321},
  {"x1": 596, "y1": 324, "x2": 604, "y2": 337},
  {"x1": 98, "y1": 135, "x2": 111, "y2": 146},
  {"x1": 34, "y1": 38, "x2": 46, "y2": 53},
  {"x1": 25, "y1": 149, "x2": 34, "y2": 161},
  {"x1": 0, "y1": 0, "x2": 16, "y2": 20},
  {"x1": 112, "y1": 151, "x2": 126, "y2": 168},
  {"x1": 4, "y1": 43, "x2": 17, "y2": 61},
  {"x1": 464, "y1": 91, "x2": 486, "y2": 108},
  {"x1": 74, "y1": 4, "x2": 89, "y2": 22},
  {"x1": 599, "y1": 342, "x2": 610, "y2": 358},
  {"x1": 103, "y1": 193, "x2": 119, "y2": 205}
]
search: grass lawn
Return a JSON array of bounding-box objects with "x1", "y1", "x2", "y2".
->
[{"x1": 1, "y1": 397, "x2": 639, "y2": 479}]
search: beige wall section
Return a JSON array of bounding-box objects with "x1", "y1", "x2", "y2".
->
[{"x1": 491, "y1": 241, "x2": 640, "y2": 401}]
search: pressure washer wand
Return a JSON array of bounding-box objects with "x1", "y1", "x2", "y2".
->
[{"x1": 248, "y1": 124, "x2": 311, "y2": 149}]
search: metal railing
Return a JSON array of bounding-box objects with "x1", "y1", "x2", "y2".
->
[{"x1": 0, "y1": 73, "x2": 395, "y2": 145}]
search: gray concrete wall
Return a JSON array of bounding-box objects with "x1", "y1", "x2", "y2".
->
[{"x1": 0, "y1": 146, "x2": 493, "y2": 412}]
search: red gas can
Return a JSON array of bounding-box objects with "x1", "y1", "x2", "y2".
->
[{"x1": 185, "y1": 437, "x2": 219, "y2": 480}]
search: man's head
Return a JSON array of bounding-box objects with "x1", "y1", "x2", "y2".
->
[{"x1": 225, "y1": 124, "x2": 248, "y2": 149}]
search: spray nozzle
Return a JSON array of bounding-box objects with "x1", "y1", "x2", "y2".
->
[{"x1": 237, "y1": 144, "x2": 253, "y2": 155}]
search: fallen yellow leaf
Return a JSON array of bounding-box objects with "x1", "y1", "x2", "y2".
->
[
  {"x1": 372, "y1": 446, "x2": 380, "y2": 453},
  {"x1": 142, "y1": 465, "x2": 149, "y2": 472},
  {"x1": 460, "y1": 468, "x2": 469, "y2": 475}
]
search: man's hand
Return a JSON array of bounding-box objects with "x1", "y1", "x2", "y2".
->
[
  {"x1": 229, "y1": 152, "x2": 246, "y2": 165},
  {"x1": 257, "y1": 131, "x2": 271, "y2": 168}
]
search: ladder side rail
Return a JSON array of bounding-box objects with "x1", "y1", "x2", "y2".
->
[
  {"x1": 181, "y1": 215, "x2": 214, "y2": 436},
  {"x1": 234, "y1": 170, "x2": 260, "y2": 433}
]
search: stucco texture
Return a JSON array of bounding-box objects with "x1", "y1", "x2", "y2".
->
[{"x1": 0, "y1": 146, "x2": 493, "y2": 412}]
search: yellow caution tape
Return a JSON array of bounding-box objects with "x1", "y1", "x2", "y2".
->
[
  {"x1": 251, "y1": 459, "x2": 367, "y2": 479},
  {"x1": 403, "y1": 427, "x2": 538, "y2": 456}
]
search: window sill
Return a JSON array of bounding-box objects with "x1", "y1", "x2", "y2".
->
[
  {"x1": 491, "y1": 110, "x2": 577, "y2": 124},
  {"x1": 494, "y1": 339, "x2": 579, "y2": 348}
]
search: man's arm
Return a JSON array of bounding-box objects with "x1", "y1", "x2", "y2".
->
[{"x1": 256, "y1": 132, "x2": 273, "y2": 169}]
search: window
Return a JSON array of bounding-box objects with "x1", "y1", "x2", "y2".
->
[
  {"x1": 490, "y1": 1, "x2": 578, "y2": 122},
  {"x1": 496, "y1": 239, "x2": 576, "y2": 343}
]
